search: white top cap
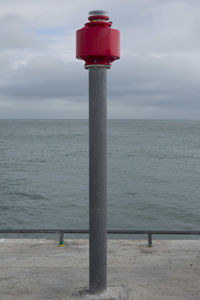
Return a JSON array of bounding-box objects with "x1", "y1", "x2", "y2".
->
[{"x1": 88, "y1": 10, "x2": 109, "y2": 18}]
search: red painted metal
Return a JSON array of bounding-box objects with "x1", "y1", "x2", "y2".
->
[{"x1": 76, "y1": 13, "x2": 120, "y2": 67}]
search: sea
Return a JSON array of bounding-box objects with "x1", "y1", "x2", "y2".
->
[{"x1": 0, "y1": 119, "x2": 200, "y2": 239}]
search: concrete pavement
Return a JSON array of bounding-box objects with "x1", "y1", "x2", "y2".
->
[{"x1": 0, "y1": 239, "x2": 199, "y2": 299}]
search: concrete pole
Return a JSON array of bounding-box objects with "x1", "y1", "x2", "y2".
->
[{"x1": 89, "y1": 66, "x2": 107, "y2": 293}]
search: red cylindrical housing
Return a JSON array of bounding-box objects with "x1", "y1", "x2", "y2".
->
[{"x1": 76, "y1": 11, "x2": 120, "y2": 68}]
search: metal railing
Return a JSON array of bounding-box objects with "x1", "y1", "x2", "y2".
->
[{"x1": 0, "y1": 229, "x2": 200, "y2": 247}]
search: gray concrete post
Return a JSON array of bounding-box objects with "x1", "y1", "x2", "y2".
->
[{"x1": 88, "y1": 67, "x2": 107, "y2": 293}]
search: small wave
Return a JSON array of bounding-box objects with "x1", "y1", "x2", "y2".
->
[
  {"x1": 0, "y1": 205, "x2": 10, "y2": 211},
  {"x1": 26, "y1": 160, "x2": 47, "y2": 163},
  {"x1": 64, "y1": 150, "x2": 86, "y2": 157},
  {"x1": 15, "y1": 192, "x2": 49, "y2": 201},
  {"x1": 128, "y1": 192, "x2": 137, "y2": 196}
]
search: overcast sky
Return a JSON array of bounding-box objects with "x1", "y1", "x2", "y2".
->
[{"x1": 0, "y1": 0, "x2": 200, "y2": 119}]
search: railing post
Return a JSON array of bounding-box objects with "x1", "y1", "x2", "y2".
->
[
  {"x1": 148, "y1": 232, "x2": 152, "y2": 247},
  {"x1": 59, "y1": 232, "x2": 64, "y2": 247}
]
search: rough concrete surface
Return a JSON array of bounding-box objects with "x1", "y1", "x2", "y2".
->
[
  {"x1": 78, "y1": 287, "x2": 127, "y2": 300},
  {"x1": 0, "y1": 239, "x2": 200, "y2": 300}
]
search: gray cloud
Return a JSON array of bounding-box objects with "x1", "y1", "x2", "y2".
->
[
  {"x1": 0, "y1": 15, "x2": 45, "y2": 50},
  {"x1": 1, "y1": 56, "x2": 87, "y2": 98}
]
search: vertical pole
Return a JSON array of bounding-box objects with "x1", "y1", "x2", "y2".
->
[{"x1": 89, "y1": 67, "x2": 107, "y2": 293}]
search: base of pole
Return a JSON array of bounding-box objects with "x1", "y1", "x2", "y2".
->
[{"x1": 78, "y1": 287, "x2": 127, "y2": 300}]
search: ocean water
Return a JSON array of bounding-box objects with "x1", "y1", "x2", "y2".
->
[{"x1": 0, "y1": 119, "x2": 200, "y2": 238}]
